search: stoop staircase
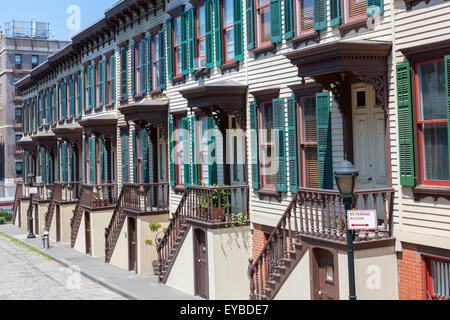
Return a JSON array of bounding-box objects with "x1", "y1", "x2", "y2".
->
[
  {"x1": 44, "y1": 184, "x2": 62, "y2": 232},
  {"x1": 11, "y1": 183, "x2": 22, "y2": 225},
  {"x1": 104, "y1": 189, "x2": 125, "y2": 263}
]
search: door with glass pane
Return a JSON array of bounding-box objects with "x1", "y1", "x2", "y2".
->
[{"x1": 228, "y1": 115, "x2": 245, "y2": 214}]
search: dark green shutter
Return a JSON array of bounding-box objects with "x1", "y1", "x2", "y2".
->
[
  {"x1": 182, "y1": 117, "x2": 191, "y2": 186},
  {"x1": 188, "y1": 9, "x2": 195, "y2": 73},
  {"x1": 89, "y1": 137, "x2": 96, "y2": 185},
  {"x1": 287, "y1": 96, "x2": 298, "y2": 193},
  {"x1": 313, "y1": 0, "x2": 327, "y2": 31},
  {"x1": 367, "y1": 0, "x2": 384, "y2": 16},
  {"x1": 250, "y1": 101, "x2": 259, "y2": 189},
  {"x1": 316, "y1": 92, "x2": 333, "y2": 190},
  {"x1": 147, "y1": 36, "x2": 152, "y2": 93},
  {"x1": 234, "y1": 0, "x2": 244, "y2": 61},
  {"x1": 330, "y1": 0, "x2": 341, "y2": 27},
  {"x1": 110, "y1": 55, "x2": 116, "y2": 103},
  {"x1": 61, "y1": 82, "x2": 67, "y2": 119},
  {"x1": 191, "y1": 116, "x2": 198, "y2": 185},
  {"x1": 246, "y1": 0, "x2": 255, "y2": 50},
  {"x1": 181, "y1": 12, "x2": 189, "y2": 75},
  {"x1": 69, "y1": 78, "x2": 75, "y2": 118},
  {"x1": 80, "y1": 66, "x2": 85, "y2": 113},
  {"x1": 87, "y1": 65, "x2": 92, "y2": 107},
  {"x1": 40, "y1": 93, "x2": 45, "y2": 125},
  {"x1": 132, "y1": 129, "x2": 137, "y2": 184},
  {"x1": 159, "y1": 30, "x2": 166, "y2": 89},
  {"x1": 214, "y1": 0, "x2": 222, "y2": 66},
  {"x1": 140, "y1": 129, "x2": 150, "y2": 184},
  {"x1": 121, "y1": 129, "x2": 129, "y2": 183},
  {"x1": 273, "y1": 98, "x2": 287, "y2": 192},
  {"x1": 207, "y1": 117, "x2": 217, "y2": 186},
  {"x1": 131, "y1": 42, "x2": 135, "y2": 97},
  {"x1": 46, "y1": 90, "x2": 51, "y2": 124},
  {"x1": 205, "y1": 0, "x2": 214, "y2": 69},
  {"x1": 270, "y1": 0, "x2": 282, "y2": 43},
  {"x1": 166, "y1": 19, "x2": 173, "y2": 79},
  {"x1": 169, "y1": 118, "x2": 176, "y2": 187},
  {"x1": 397, "y1": 62, "x2": 415, "y2": 186},
  {"x1": 121, "y1": 47, "x2": 128, "y2": 98},
  {"x1": 77, "y1": 74, "x2": 82, "y2": 116},
  {"x1": 284, "y1": 0, "x2": 294, "y2": 40}
]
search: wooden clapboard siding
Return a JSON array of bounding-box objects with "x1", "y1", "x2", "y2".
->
[{"x1": 392, "y1": 0, "x2": 450, "y2": 248}]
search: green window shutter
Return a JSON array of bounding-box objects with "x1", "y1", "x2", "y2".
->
[
  {"x1": 284, "y1": 0, "x2": 294, "y2": 40},
  {"x1": 214, "y1": 0, "x2": 222, "y2": 66},
  {"x1": 110, "y1": 55, "x2": 116, "y2": 104},
  {"x1": 166, "y1": 19, "x2": 173, "y2": 80},
  {"x1": 367, "y1": 0, "x2": 384, "y2": 16},
  {"x1": 46, "y1": 90, "x2": 51, "y2": 124},
  {"x1": 169, "y1": 118, "x2": 176, "y2": 187},
  {"x1": 120, "y1": 47, "x2": 128, "y2": 98},
  {"x1": 121, "y1": 129, "x2": 129, "y2": 183},
  {"x1": 87, "y1": 65, "x2": 92, "y2": 108},
  {"x1": 69, "y1": 144, "x2": 74, "y2": 182},
  {"x1": 273, "y1": 98, "x2": 287, "y2": 192},
  {"x1": 330, "y1": 0, "x2": 341, "y2": 27},
  {"x1": 80, "y1": 66, "x2": 85, "y2": 113},
  {"x1": 102, "y1": 59, "x2": 107, "y2": 104},
  {"x1": 131, "y1": 42, "x2": 135, "y2": 97},
  {"x1": 40, "y1": 93, "x2": 45, "y2": 125},
  {"x1": 205, "y1": 0, "x2": 214, "y2": 69},
  {"x1": 89, "y1": 137, "x2": 96, "y2": 185},
  {"x1": 316, "y1": 92, "x2": 333, "y2": 190},
  {"x1": 77, "y1": 75, "x2": 82, "y2": 117},
  {"x1": 98, "y1": 62, "x2": 104, "y2": 106},
  {"x1": 234, "y1": 0, "x2": 244, "y2": 61},
  {"x1": 397, "y1": 62, "x2": 415, "y2": 187},
  {"x1": 207, "y1": 117, "x2": 217, "y2": 186},
  {"x1": 61, "y1": 82, "x2": 67, "y2": 120},
  {"x1": 141, "y1": 39, "x2": 147, "y2": 94},
  {"x1": 56, "y1": 142, "x2": 60, "y2": 182},
  {"x1": 182, "y1": 117, "x2": 191, "y2": 186},
  {"x1": 132, "y1": 129, "x2": 137, "y2": 184},
  {"x1": 91, "y1": 66, "x2": 95, "y2": 108},
  {"x1": 181, "y1": 12, "x2": 189, "y2": 75},
  {"x1": 159, "y1": 30, "x2": 167, "y2": 89},
  {"x1": 98, "y1": 139, "x2": 104, "y2": 182},
  {"x1": 190, "y1": 116, "x2": 198, "y2": 185},
  {"x1": 246, "y1": 0, "x2": 255, "y2": 50},
  {"x1": 82, "y1": 136, "x2": 86, "y2": 183},
  {"x1": 313, "y1": 0, "x2": 327, "y2": 31},
  {"x1": 56, "y1": 84, "x2": 59, "y2": 122},
  {"x1": 47, "y1": 150, "x2": 52, "y2": 183},
  {"x1": 188, "y1": 9, "x2": 195, "y2": 73},
  {"x1": 147, "y1": 36, "x2": 152, "y2": 93},
  {"x1": 140, "y1": 129, "x2": 150, "y2": 184},
  {"x1": 270, "y1": 0, "x2": 282, "y2": 43},
  {"x1": 69, "y1": 78, "x2": 75, "y2": 118},
  {"x1": 287, "y1": 96, "x2": 298, "y2": 193},
  {"x1": 62, "y1": 142, "x2": 68, "y2": 183},
  {"x1": 250, "y1": 100, "x2": 259, "y2": 189}
]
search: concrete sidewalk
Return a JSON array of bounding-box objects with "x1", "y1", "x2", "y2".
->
[{"x1": 0, "y1": 224, "x2": 199, "y2": 300}]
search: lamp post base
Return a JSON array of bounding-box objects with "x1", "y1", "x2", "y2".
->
[{"x1": 27, "y1": 233, "x2": 36, "y2": 239}]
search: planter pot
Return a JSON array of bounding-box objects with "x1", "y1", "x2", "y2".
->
[
  {"x1": 152, "y1": 260, "x2": 159, "y2": 275},
  {"x1": 104, "y1": 199, "x2": 109, "y2": 206},
  {"x1": 212, "y1": 207, "x2": 221, "y2": 222}
]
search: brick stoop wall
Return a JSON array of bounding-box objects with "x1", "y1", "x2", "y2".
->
[
  {"x1": 397, "y1": 242, "x2": 425, "y2": 300},
  {"x1": 252, "y1": 224, "x2": 267, "y2": 261}
]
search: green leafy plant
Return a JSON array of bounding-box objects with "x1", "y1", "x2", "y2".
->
[
  {"x1": 0, "y1": 217, "x2": 5, "y2": 224},
  {"x1": 200, "y1": 185, "x2": 231, "y2": 210},
  {"x1": 225, "y1": 212, "x2": 247, "y2": 228},
  {"x1": 0, "y1": 212, "x2": 12, "y2": 221},
  {"x1": 145, "y1": 221, "x2": 163, "y2": 247}
]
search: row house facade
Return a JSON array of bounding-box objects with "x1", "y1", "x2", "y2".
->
[{"x1": 11, "y1": 0, "x2": 450, "y2": 300}]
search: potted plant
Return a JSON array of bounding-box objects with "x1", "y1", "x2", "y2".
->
[
  {"x1": 93, "y1": 188, "x2": 101, "y2": 208},
  {"x1": 200, "y1": 185, "x2": 231, "y2": 222},
  {"x1": 145, "y1": 221, "x2": 165, "y2": 275}
]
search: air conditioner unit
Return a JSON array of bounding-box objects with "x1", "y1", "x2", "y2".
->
[{"x1": 194, "y1": 57, "x2": 206, "y2": 71}]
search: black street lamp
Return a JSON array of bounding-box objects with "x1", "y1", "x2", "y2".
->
[
  {"x1": 334, "y1": 160, "x2": 359, "y2": 301},
  {"x1": 27, "y1": 172, "x2": 35, "y2": 239}
]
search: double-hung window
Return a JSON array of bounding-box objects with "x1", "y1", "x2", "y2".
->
[
  {"x1": 298, "y1": 95, "x2": 318, "y2": 188},
  {"x1": 255, "y1": 0, "x2": 271, "y2": 47},
  {"x1": 415, "y1": 58, "x2": 449, "y2": 186},
  {"x1": 173, "y1": 16, "x2": 182, "y2": 77},
  {"x1": 223, "y1": 0, "x2": 235, "y2": 63},
  {"x1": 344, "y1": 0, "x2": 367, "y2": 23},
  {"x1": 152, "y1": 33, "x2": 161, "y2": 91},
  {"x1": 295, "y1": 0, "x2": 314, "y2": 35},
  {"x1": 105, "y1": 57, "x2": 110, "y2": 105},
  {"x1": 135, "y1": 41, "x2": 142, "y2": 95},
  {"x1": 425, "y1": 256, "x2": 450, "y2": 300},
  {"x1": 175, "y1": 118, "x2": 185, "y2": 185},
  {"x1": 197, "y1": 117, "x2": 209, "y2": 186},
  {"x1": 95, "y1": 63, "x2": 100, "y2": 107},
  {"x1": 258, "y1": 102, "x2": 275, "y2": 189},
  {"x1": 196, "y1": 5, "x2": 206, "y2": 60}
]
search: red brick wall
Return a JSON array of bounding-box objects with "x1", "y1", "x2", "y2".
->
[
  {"x1": 252, "y1": 224, "x2": 267, "y2": 262},
  {"x1": 397, "y1": 243, "x2": 425, "y2": 300}
]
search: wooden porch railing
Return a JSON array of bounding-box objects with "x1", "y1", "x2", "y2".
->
[
  {"x1": 185, "y1": 185, "x2": 250, "y2": 225},
  {"x1": 59, "y1": 181, "x2": 81, "y2": 203},
  {"x1": 79, "y1": 183, "x2": 118, "y2": 209},
  {"x1": 104, "y1": 189, "x2": 126, "y2": 263},
  {"x1": 33, "y1": 184, "x2": 53, "y2": 202},
  {"x1": 122, "y1": 183, "x2": 169, "y2": 213},
  {"x1": 248, "y1": 187, "x2": 395, "y2": 300},
  {"x1": 11, "y1": 182, "x2": 23, "y2": 225}
]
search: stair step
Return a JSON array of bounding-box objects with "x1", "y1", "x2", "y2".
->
[{"x1": 271, "y1": 273, "x2": 282, "y2": 279}]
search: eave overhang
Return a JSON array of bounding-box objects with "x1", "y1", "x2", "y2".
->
[
  {"x1": 119, "y1": 100, "x2": 169, "y2": 127},
  {"x1": 79, "y1": 116, "x2": 117, "y2": 137}
]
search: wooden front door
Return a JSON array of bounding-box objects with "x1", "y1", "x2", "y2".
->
[
  {"x1": 128, "y1": 217, "x2": 137, "y2": 272},
  {"x1": 352, "y1": 84, "x2": 387, "y2": 190},
  {"x1": 56, "y1": 205, "x2": 61, "y2": 242},
  {"x1": 34, "y1": 204, "x2": 39, "y2": 234},
  {"x1": 312, "y1": 248, "x2": 339, "y2": 300},
  {"x1": 194, "y1": 228, "x2": 209, "y2": 299},
  {"x1": 85, "y1": 212, "x2": 91, "y2": 255}
]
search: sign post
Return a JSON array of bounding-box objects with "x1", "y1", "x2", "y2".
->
[{"x1": 347, "y1": 210, "x2": 377, "y2": 231}]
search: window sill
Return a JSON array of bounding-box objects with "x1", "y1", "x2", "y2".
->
[
  {"x1": 66, "y1": 118, "x2": 73, "y2": 124},
  {"x1": 120, "y1": 97, "x2": 128, "y2": 104},
  {"x1": 134, "y1": 93, "x2": 145, "y2": 101},
  {"x1": 149, "y1": 89, "x2": 163, "y2": 97},
  {"x1": 291, "y1": 31, "x2": 320, "y2": 49},
  {"x1": 257, "y1": 189, "x2": 282, "y2": 201},
  {"x1": 58, "y1": 120, "x2": 65, "y2": 125},
  {"x1": 251, "y1": 43, "x2": 277, "y2": 59},
  {"x1": 74, "y1": 116, "x2": 81, "y2": 121},
  {"x1": 193, "y1": 68, "x2": 210, "y2": 80},
  {"x1": 171, "y1": 75, "x2": 186, "y2": 85},
  {"x1": 219, "y1": 61, "x2": 239, "y2": 75},
  {"x1": 412, "y1": 185, "x2": 450, "y2": 202},
  {"x1": 85, "y1": 108, "x2": 93, "y2": 115},
  {"x1": 105, "y1": 103, "x2": 114, "y2": 109},
  {"x1": 338, "y1": 19, "x2": 368, "y2": 37},
  {"x1": 51, "y1": 124, "x2": 57, "y2": 129},
  {"x1": 94, "y1": 106, "x2": 103, "y2": 112}
]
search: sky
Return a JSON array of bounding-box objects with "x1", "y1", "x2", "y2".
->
[{"x1": 0, "y1": 0, "x2": 120, "y2": 41}]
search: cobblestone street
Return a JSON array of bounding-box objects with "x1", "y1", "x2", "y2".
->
[{"x1": 0, "y1": 233, "x2": 126, "y2": 300}]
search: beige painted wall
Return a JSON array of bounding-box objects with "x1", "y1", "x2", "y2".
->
[
  {"x1": 19, "y1": 199, "x2": 28, "y2": 230},
  {"x1": 60, "y1": 204, "x2": 75, "y2": 244},
  {"x1": 207, "y1": 227, "x2": 252, "y2": 300},
  {"x1": 338, "y1": 246, "x2": 398, "y2": 300},
  {"x1": 90, "y1": 209, "x2": 114, "y2": 258},
  {"x1": 73, "y1": 211, "x2": 86, "y2": 254},
  {"x1": 137, "y1": 214, "x2": 170, "y2": 275},
  {"x1": 109, "y1": 217, "x2": 129, "y2": 271},
  {"x1": 274, "y1": 249, "x2": 311, "y2": 300},
  {"x1": 49, "y1": 209, "x2": 57, "y2": 242},
  {"x1": 37, "y1": 203, "x2": 47, "y2": 235},
  {"x1": 165, "y1": 226, "x2": 195, "y2": 295}
]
